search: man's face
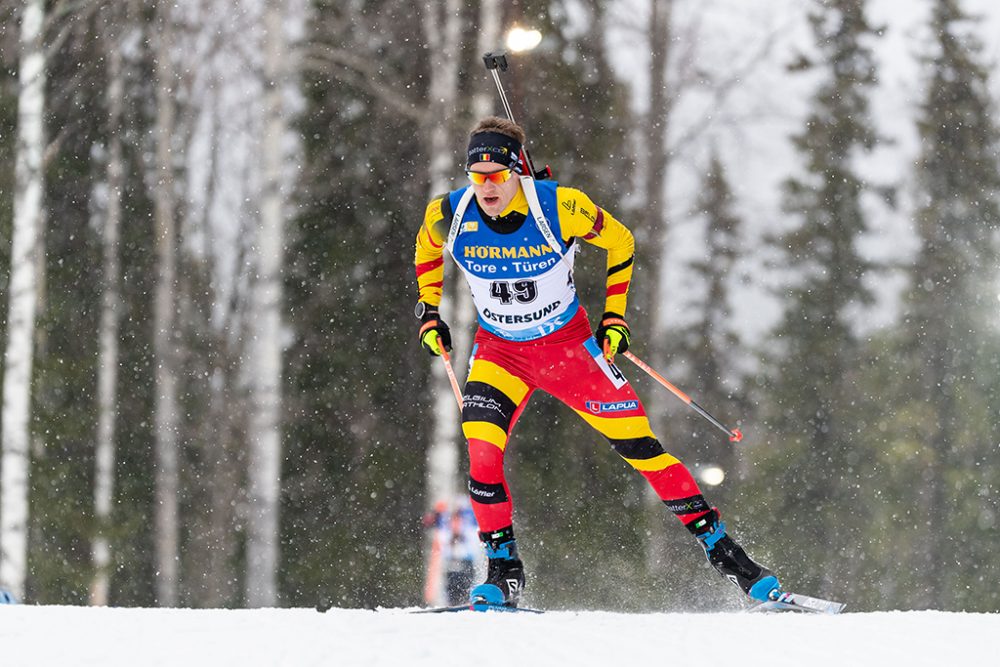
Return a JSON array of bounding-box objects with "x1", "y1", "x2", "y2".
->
[{"x1": 467, "y1": 162, "x2": 520, "y2": 218}]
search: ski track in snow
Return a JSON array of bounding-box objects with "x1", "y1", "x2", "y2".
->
[{"x1": 1, "y1": 606, "x2": 996, "y2": 666}]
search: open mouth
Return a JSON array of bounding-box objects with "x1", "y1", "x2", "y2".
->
[{"x1": 483, "y1": 195, "x2": 500, "y2": 207}]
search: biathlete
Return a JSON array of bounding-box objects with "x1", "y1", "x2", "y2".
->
[{"x1": 413, "y1": 116, "x2": 779, "y2": 607}]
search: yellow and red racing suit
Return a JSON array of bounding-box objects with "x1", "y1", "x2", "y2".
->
[{"x1": 415, "y1": 181, "x2": 710, "y2": 533}]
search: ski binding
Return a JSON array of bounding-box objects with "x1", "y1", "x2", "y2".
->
[{"x1": 750, "y1": 590, "x2": 845, "y2": 614}]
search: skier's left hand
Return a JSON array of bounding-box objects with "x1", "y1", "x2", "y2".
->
[{"x1": 595, "y1": 313, "x2": 630, "y2": 362}]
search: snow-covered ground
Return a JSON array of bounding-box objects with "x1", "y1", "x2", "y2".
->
[{"x1": 1, "y1": 605, "x2": 996, "y2": 667}]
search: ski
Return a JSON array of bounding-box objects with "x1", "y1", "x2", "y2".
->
[
  {"x1": 749, "y1": 591, "x2": 845, "y2": 614},
  {"x1": 412, "y1": 602, "x2": 544, "y2": 614}
]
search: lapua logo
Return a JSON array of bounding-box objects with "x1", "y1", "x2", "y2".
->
[{"x1": 586, "y1": 400, "x2": 638, "y2": 414}]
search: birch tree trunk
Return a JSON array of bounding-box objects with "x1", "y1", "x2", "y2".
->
[
  {"x1": 0, "y1": 0, "x2": 46, "y2": 603},
  {"x1": 176, "y1": 0, "x2": 252, "y2": 607},
  {"x1": 245, "y1": 0, "x2": 289, "y2": 607},
  {"x1": 635, "y1": 0, "x2": 675, "y2": 576},
  {"x1": 473, "y1": 1, "x2": 502, "y2": 125},
  {"x1": 639, "y1": 0, "x2": 674, "y2": 390},
  {"x1": 185, "y1": 66, "x2": 243, "y2": 609},
  {"x1": 153, "y1": 0, "x2": 181, "y2": 607},
  {"x1": 420, "y1": 0, "x2": 464, "y2": 607},
  {"x1": 90, "y1": 7, "x2": 127, "y2": 607}
]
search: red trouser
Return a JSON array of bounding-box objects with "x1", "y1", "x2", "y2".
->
[{"x1": 462, "y1": 308, "x2": 708, "y2": 533}]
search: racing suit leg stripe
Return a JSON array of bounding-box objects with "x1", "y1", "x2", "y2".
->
[
  {"x1": 622, "y1": 452, "x2": 681, "y2": 472},
  {"x1": 609, "y1": 435, "x2": 667, "y2": 460},
  {"x1": 462, "y1": 421, "x2": 509, "y2": 451},
  {"x1": 573, "y1": 411, "x2": 656, "y2": 441},
  {"x1": 608, "y1": 435, "x2": 681, "y2": 471},
  {"x1": 462, "y1": 380, "x2": 518, "y2": 432},
  {"x1": 466, "y1": 358, "x2": 530, "y2": 405}
]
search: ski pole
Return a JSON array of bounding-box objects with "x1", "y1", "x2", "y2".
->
[
  {"x1": 622, "y1": 350, "x2": 743, "y2": 443},
  {"x1": 438, "y1": 338, "x2": 465, "y2": 412},
  {"x1": 482, "y1": 53, "x2": 517, "y2": 123}
]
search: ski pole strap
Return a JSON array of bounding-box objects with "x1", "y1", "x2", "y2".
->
[{"x1": 419, "y1": 320, "x2": 441, "y2": 337}]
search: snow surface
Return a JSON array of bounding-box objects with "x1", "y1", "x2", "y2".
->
[{"x1": 1, "y1": 605, "x2": 996, "y2": 667}]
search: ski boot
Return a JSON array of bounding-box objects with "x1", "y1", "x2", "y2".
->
[
  {"x1": 688, "y1": 508, "x2": 781, "y2": 602},
  {"x1": 469, "y1": 526, "x2": 525, "y2": 608}
]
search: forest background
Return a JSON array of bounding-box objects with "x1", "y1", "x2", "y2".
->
[{"x1": 0, "y1": 0, "x2": 998, "y2": 613}]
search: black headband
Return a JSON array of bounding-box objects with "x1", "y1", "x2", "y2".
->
[{"x1": 467, "y1": 131, "x2": 523, "y2": 172}]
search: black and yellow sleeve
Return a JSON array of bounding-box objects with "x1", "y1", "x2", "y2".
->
[
  {"x1": 414, "y1": 196, "x2": 449, "y2": 307},
  {"x1": 556, "y1": 186, "x2": 635, "y2": 316}
]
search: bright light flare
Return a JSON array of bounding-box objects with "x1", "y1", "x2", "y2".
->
[
  {"x1": 697, "y1": 465, "x2": 726, "y2": 487},
  {"x1": 506, "y1": 26, "x2": 542, "y2": 53}
]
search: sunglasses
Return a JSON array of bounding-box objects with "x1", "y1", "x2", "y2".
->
[{"x1": 466, "y1": 168, "x2": 514, "y2": 185}]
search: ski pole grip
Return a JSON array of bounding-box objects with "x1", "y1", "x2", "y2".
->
[{"x1": 483, "y1": 52, "x2": 508, "y2": 72}]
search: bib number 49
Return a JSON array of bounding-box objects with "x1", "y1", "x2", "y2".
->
[{"x1": 490, "y1": 279, "x2": 537, "y2": 305}]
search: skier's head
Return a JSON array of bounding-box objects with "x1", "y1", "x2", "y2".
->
[
  {"x1": 466, "y1": 116, "x2": 526, "y2": 172},
  {"x1": 466, "y1": 117, "x2": 526, "y2": 217}
]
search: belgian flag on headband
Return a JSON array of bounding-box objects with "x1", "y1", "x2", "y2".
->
[{"x1": 480, "y1": 153, "x2": 492, "y2": 162}]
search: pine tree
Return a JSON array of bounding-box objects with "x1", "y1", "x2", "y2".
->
[
  {"x1": 285, "y1": 0, "x2": 435, "y2": 608},
  {"x1": 676, "y1": 151, "x2": 747, "y2": 502},
  {"x1": 901, "y1": 0, "x2": 1000, "y2": 608},
  {"x1": 757, "y1": 0, "x2": 881, "y2": 601},
  {"x1": 631, "y1": 150, "x2": 754, "y2": 611}
]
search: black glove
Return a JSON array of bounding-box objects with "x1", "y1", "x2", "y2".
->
[
  {"x1": 415, "y1": 302, "x2": 452, "y2": 356},
  {"x1": 594, "y1": 312, "x2": 631, "y2": 360}
]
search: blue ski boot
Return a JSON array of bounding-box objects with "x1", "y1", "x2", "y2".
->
[
  {"x1": 470, "y1": 526, "x2": 524, "y2": 608},
  {"x1": 688, "y1": 509, "x2": 781, "y2": 602}
]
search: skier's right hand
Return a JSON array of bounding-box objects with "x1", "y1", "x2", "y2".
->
[{"x1": 416, "y1": 303, "x2": 452, "y2": 356}]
